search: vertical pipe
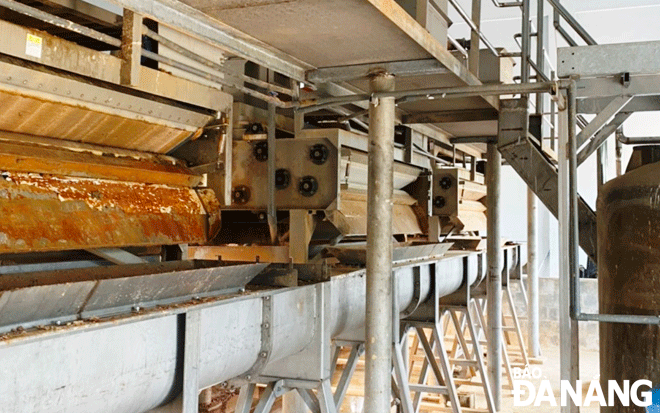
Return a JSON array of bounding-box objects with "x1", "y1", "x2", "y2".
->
[
  {"x1": 527, "y1": 190, "x2": 540, "y2": 358},
  {"x1": 615, "y1": 133, "x2": 623, "y2": 177},
  {"x1": 365, "y1": 72, "x2": 396, "y2": 413},
  {"x1": 558, "y1": 85, "x2": 580, "y2": 413},
  {"x1": 527, "y1": 0, "x2": 544, "y2": 360},
  {"x1": 486, "y1": 142, "x2": 502, "y2": 410},
  {"x1": 520, "y1": 0, "x2": 531, "y2": 84},
  {"x1": 469, "y1": 0, "x2": 482, "y2": 77},
  {"x1": 267, "y1": 102, "x2": 277, "y2": 244},
  {"x1": 597, "y1": 144, "x2": 608, "y2": 187},
  {"x1": 535, "y1": 0, "x2": 545, "y2": 111}
]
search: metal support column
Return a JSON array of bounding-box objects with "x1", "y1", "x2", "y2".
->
[
  {"x1": 267, "y1": 103, "x2": 277, "y2": 244},
  {"x1": 469, "y1": 0, "x2": 482, "y2": 77},
  {"x1": 558, "y1": 86, "x2": 580, "y2": 413},
  {"x1": 486, "y1": 143, "x2": 502, "y2": 410},
  {"x1": 365, "y1": 72, "x2": 396, "y2": 413},
  {"x1": 527, "y1": 190, "x2": 540, "y2": 358},
  {"x1": 520, "y1": 0, "x2": 531, "y2": 85}
]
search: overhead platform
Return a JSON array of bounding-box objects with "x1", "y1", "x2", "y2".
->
[{"x1": 177, "y1": 0, "x2": 501, "y2": 140}]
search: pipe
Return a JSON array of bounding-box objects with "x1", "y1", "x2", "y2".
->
[
  {"x1": 520, "y1": 0, "x2": 531, "y2": 84},
  {"x1": 527, "y1": 190, "x2": 541, "y2": 358},
  {"x1": 547, "y1": 0, "x2": 597, "y2": 46},
  {"x1": 486, "y1": 143, "x2": 502, "y2": 410},
  {"x1": 558, "y1": 83, "x2": 580, "y2": 413},
  {"x1": 0, "y1": 0, "x2": 121, "y2": 48},
  {"x1": 615, "y1": 128, "x2": 660, "y2": 145},
  {"x1": 469, "y1": 0, "x2": 482, "y2": 76},
  {"x1": 140, "y1": 50, "x2": 291, "y2": 108},
  {"x1": 298, "y1": 82, "x2": 556, "y2": 113},
  {"x1": 536, "y1": 0, "x2": 546, "y2": 110},
  {"x1": 365, "y1": 72, "x2": 396, "y2": 413},
  {"x1": 142, "y1": 27, "x2": 292, "y2": 96},
  {"x1": 447, "y1": 0, "x2": 499, "y2": 57}
]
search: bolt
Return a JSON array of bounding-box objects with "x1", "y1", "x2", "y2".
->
[
  {"x1": 246, "y1": 375, "x2": 252, "y2": 381},
  {"x1": 262, "y1": 322, "x2": 270, "y2": 329},
  {"x1": 53, "y1": 320, "x2": 62, "y2": 326},
  {"x1": 132, "y1": 306, "x2": 141, "y2": 313},
  {"x1": 260, "y1": 351, "x2": 268, "y2": 358},
  {"x1": 264, "y1": 296, "x2": 271, "y2": 301}
]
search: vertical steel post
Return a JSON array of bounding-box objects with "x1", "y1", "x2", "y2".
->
[
  {"x1": 365, "y1": 72, "x2": 396, "y2": 413},
  {"x1": 527, "y1": 190, "x2": 540, "y2": 358},
  {"x1": 486, "y1": 142, "x2": 502, "y2": 410},
  {"x1": 469, "y1": 0, "x2": 482, "y2": 77},
  {"x1": 615, "y1": 133, "x2": 623, "y2": 177},
  {"x1": 597, "y1": 144, "x2": 608, "y2": 187},
  {"x1": 527, "y1": 0, "x2": 544, "y2": 360},
  {"x1": 521, "y1": 0, "x2": 531, "y2": 84},
  {"x1": 558, "y1": 85, "x2": 580, "y2": 413},
  {"x1": 267, "y1": 102, "x2": 277, "y2": 244}
]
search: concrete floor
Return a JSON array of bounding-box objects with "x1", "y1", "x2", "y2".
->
[{"x1": 494, "y1": 345, "x2": 600, "y2": 413}]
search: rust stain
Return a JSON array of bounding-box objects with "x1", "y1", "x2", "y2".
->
[{"x1": 0, "y1": 171, "x2": 207, "y2": 253}]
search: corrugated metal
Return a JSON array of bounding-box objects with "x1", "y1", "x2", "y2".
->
[{"x1": 0, "y1": 89, "x2": 195, "y2": 153}]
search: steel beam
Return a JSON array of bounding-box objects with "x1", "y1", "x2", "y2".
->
[
  {"x1": 306, "y1": 59, "x2": 449, "y2": 83},
  {"x1": 365, "y1": 72, "x2": 396, "y2": 413},
  {"x1": 558, "y1": 86, "x2": 580, "y2": 413},
  {"x1": 575, "y1": 95, "x2": 633, "y2": 148},
  {"x1": 497, "y1": 98, "x2": 597, "y2": 262},
  {"x1": 106, "y1": 0, "x2": 310, "y2": 81},
  {"x1": 558, "y1": 41, "x2": 660, "y2": 78},
  {"x1": 402, "y1": 108, "x2": 498, "y2": 124},
  {"x1": 577, "y1": 112, "x2": 632, "y2": 166}
]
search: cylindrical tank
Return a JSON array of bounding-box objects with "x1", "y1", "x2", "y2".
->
[{"x1": 598, "y1": 160, "x2": 660, "y2": 412}]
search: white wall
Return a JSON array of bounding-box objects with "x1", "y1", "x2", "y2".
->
[{"x1": 448, "y1": 1, "x2": 660, "y2": 276}]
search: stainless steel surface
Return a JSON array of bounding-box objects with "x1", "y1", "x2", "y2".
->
[
  {"x1": 547, "y1": 0, "x2": 597, "y2": 46},
  {"x1": 486, "y1": 142, "x2": 502, "y2": 410},
  {"x1": 527, "y1": 189, "x2": 540, "y2": 358},
  {"x1": 0, "y1": 248, "x2": 487, "y2": 413},
  {"x1": 326, "y1": 242, "x2": 451, "y2": 266},
  {"x1": 557, "y1": 41, "x2": 660, "y2": 78},
  {"x1": 365, "y1": 72, "x2": 395, "y2": 413},
  {"x1": 108, "y1": 0, "x2": 310, "y2": 81},
  {"x1": 498, "y1": 98, "x2": 598, "y2": 262},
  {"x1": 558, "y1": 86, "x2": 580, "y2": 413}
]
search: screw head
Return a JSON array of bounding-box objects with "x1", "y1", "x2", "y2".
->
[{"x1": 260, "y1": 351, "x2": 268, "y2": 358}]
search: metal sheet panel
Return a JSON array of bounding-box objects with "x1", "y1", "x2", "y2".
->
[
  {"x1": 0, "y1": 172, "x2": 207, "y2": 253},
  {"x1": 0, "y1": 59, "x2": 212, "y2": 153},
  {"x1": 558, "y1": 41, "x2": 660, "y2": 78}
]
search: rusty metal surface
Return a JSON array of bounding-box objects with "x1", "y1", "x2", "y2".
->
[
  {"x1": 0, "y1": 171, "x2": 207, "y2": 253},
  {"x1": 326, "y1": 242, "x2": 451, "y2": 266},
  {"x1": 189, "y1": 245, "x2": 291, "y2": 264},
  {"x1": 0, "y1": 261, "x2": 267, "y2": 332},
  {"x1": 0, "y1": 131, "x2": 202, "y2": 187}
]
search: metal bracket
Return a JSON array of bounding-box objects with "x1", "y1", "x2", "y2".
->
[{"x1": 231, "y1": 295, "x2": 273, "y2": 385}]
